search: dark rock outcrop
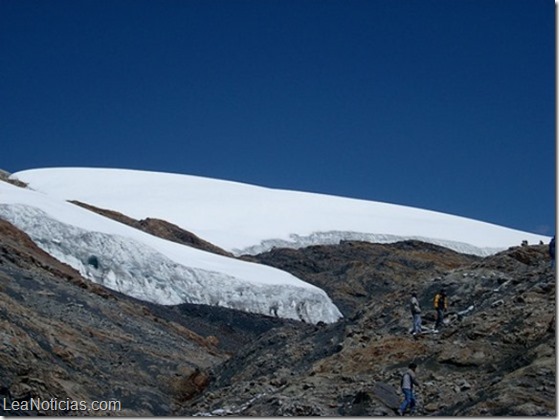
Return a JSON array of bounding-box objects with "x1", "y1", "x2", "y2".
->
[{"x1": 69, "y1": 200, "x2": 232, "y2": 257}]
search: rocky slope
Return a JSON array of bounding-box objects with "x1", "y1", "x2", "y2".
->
[
  {"x1": 0, "y1": 218, "x2": 230, "y2": 415},
  {"x1": 0, "y1": 204, "x2": 555, "y2": 416},
  {"x1": 181, "y1": 242, "x2": 556, "y2": 416},
  {"x1": 0, "y1": 218, "x2": 295, "y2": 416}
]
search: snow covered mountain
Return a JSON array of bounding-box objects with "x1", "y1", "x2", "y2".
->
[
  {"x1": 2, "y1": 167, "x2": 549, "y2": 323},
  {"x1": 12, "y1": 167, "x2": 549, "y2": 256}
]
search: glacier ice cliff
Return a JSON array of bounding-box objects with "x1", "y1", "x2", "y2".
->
[
  {"x1": 233, "y1": 231, "x2": 506, "y2": 257},
  {"x1": 0, "y1": 204, "x2": 342, "y2": 324}
]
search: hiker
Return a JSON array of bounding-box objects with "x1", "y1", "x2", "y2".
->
[
  {"x1": 410, "y1": 292, "x2": 422, "y2": 335},
  {"x1": 550, "y1": 236, "x2": 556, "y2": 268},
  {"x1": 398, "y1": 362, "x2": 419, "y2": 416},
  {"x1": 433, "y1": 289, "x2": 448, "y2": 331}
]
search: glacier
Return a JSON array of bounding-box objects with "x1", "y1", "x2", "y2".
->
[
  {"x1": 12, "y1": 167, "x2": 550, "y2": 257},
  {"x1": 0, "y1": 183, "x2": 343, "y2": 324}
]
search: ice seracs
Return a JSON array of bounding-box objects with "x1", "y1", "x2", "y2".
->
[{"x1": 0, "y1": 181, "x2": 342, "y2": 324}]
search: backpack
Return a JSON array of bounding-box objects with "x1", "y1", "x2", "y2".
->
[{"x1": 434, "y1": 293, "x2": 445, "y2": 309}]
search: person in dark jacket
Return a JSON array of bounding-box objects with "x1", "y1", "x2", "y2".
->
[
  {"x1": 433, "y1": 289, "x2": 448, "y2": 331},
  {"x1": 398, "y1": 362, "x2": 419, "y2": 415}
]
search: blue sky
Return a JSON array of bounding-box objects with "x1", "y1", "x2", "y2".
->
[{"x1": 1, "y1": 0, "x2": 555, "y2": 235}]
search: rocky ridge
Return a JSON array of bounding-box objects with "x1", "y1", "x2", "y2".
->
[{"x1": 69, "y1": 200, "x2": 233, "y2": 257}]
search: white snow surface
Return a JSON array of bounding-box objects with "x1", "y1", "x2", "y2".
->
[{"x1": 12, "y1": 167, "x2": 549, "y2": 256}]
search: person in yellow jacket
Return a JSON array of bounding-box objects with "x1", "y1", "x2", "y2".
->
[{"x1": 433, "y1": 289, "x2": 448, "y2": 331}]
